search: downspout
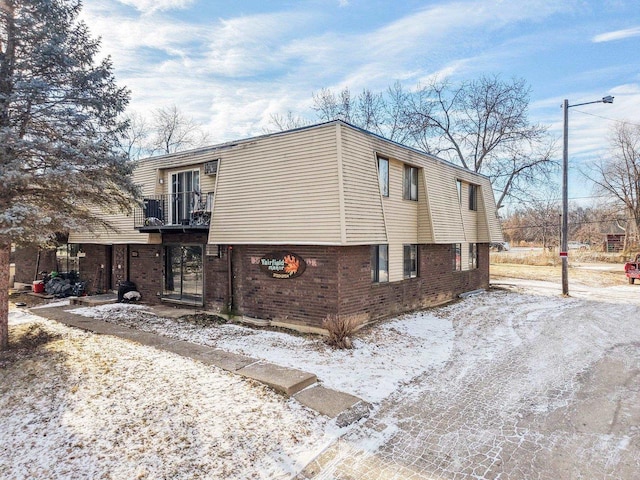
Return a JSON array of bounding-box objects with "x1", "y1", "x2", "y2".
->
[
  {"x1": 126, "y1": 244, "x2": 130, "y2": 281},
  {"x1": 34, "y1": 248, "x2": 41, "y2": 281},
  {"x1": 227, "y1": 245, "x2": 233, "y2": 314}
]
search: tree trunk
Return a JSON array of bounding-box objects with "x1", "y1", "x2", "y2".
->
[{"x1": 0, "y1": 238, "x2": 9, "y2": 350}]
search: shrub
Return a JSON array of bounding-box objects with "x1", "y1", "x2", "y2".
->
[{"x1": 322, "y1": 313, "x2": 366, "y2": 349}]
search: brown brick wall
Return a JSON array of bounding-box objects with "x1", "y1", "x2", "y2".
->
[
  {"x1": 128, "y1": 244, "x2": 164, "y2": 304},
  {"x1": 78, "y1": 244, "x2": 111, "y2": 294},
  {"x1": 230, "y1": 243, "x2": 489, "y2": 329},
  {"x1": 337, "y1": 244, "x2": 490, "y2": 324},
  {"x1": 232, "y1": 245, "x2": 339, "y2": 328},
  {"x1": 13, "y1": 246, "x2": 57, "y2": 284},
  {"x1": 70, "y1": 240, "x2": 489, "y2": 329},
  {"x1": 204, "y1": 247, "x2": 229, "y2": 311}
]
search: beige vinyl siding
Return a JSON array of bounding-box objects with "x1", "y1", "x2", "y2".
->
[
  {"x1": 209, "y1": 125, "x2": 343, "y2": 245},
  {"x1": 161, "y1": 166, "x2": 216, "y2": 196},
  {"x1": 339, "y1": 125, "x2": 388, "y2": 244},
  {"x1": 338, "y1": 123, "x2": 500, "y2": 248},
  {"x1": 68, "y1": 163, "x2": 155, "y2": 245},
  {"x1": 460, "y1": 241, "x2": 471, "y2": 271},
  {"x1": 480, "y1": 178, "x2": 504, "y2": 242},
  {"x1": 426, "y1": 162, "x2": 466, "y2": 243},
  {"x1": 417, "y1": 169, "x2": 435, "y2": 243},
  {"x1": 385, "y1": 159, "x2": 418, "y2": 281},
  {"x1": 459, "y1": 180, "x2": 477, "y2": 243},
  {"x1": 70, "y1": 121, "x2": 503, "y2": 248}
]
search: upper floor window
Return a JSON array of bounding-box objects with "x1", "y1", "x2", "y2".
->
[
  {"x1": 469, "y1": 183, "x2": 478, "y2": 211},
  {"x1": 403, "y1": 165, "x2": 418, "y2": 201},
  {"x1": 456, "y1": 179, "x2": 462, "y2": 203},
  {"x1": 403, "y1": 244, "x2": 418, "y2": 278},
  {"x1": 371, "y1": 244, "x2": 389, "y2": 283},
  {"x1": 377, "y1": 156, "x2": 389, "y2": 197}
]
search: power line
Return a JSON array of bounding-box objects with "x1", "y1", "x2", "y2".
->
[
  {"x1": 502, "y1": 218, "x2": 625, "y2": 231},
  {"x1": 572, "y1": 108, "x2": 640, "y2": 128}
]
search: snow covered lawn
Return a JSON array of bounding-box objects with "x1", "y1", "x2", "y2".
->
[
  {"x1": 69, "y1": 303, "x2": 455, "y2": 404},
  {"x1": 4, "y1": 271, "x2": 639, "y2": 479},
  {"x1": 1, "y1": 310, "x2": 335, "y2": 480}
]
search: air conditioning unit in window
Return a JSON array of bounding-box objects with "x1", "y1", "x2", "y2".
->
[{"x1": 204, "y1": 159, "x2": 219, "y2": 175}]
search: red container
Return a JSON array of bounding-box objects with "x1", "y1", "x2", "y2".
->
[{"x1": 32, "y1": 281, "x2": 45, "y2": 293}]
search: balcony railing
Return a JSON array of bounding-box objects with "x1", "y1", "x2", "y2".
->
[{"x1": 134, "y1": 192, "x2": 213, "y2": 231}]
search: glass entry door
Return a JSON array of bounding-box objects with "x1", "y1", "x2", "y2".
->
[
  {"x1": 163, "y1": 245, "x2": 203, "y2": 305},
  {"x1": 171, "y1": 170, "x2": 200, "y2": 225}
]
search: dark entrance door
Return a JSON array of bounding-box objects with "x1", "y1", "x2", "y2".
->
[{"x1": 163, "y1": 244, "x2": 203, "y2": 305}]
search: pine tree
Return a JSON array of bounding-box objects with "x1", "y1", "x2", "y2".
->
[{"x1": 0, "y1": 0, "x2": 138, "y2": 350}]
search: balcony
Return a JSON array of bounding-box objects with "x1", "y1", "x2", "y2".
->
[{"x1": 134, "y1": 192, "x2": 213, "y2": 232}]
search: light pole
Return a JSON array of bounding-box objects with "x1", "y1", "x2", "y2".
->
[{"x1": 561, "y1": 95, "x2": 614, "y2": 296}]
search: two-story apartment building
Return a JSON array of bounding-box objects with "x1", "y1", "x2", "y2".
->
[{"x1": 65, "y1": 120, "x2": 503, "y2": 331}]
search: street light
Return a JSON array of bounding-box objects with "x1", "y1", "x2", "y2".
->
[{"x1": 561, "y1": 95, "x2": 614, "y2": 296}]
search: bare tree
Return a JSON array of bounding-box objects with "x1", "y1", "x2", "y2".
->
[
  {"x1": 586, "y1": 122, "x2": 640, "y2": 246},
  {"x1": 118, "y1": 112, "x2": 150, "y2": 160},
  {"x1": 502, "y1": 189, "x2": 560, "y2": 249},
  {"x1": 404, "y1": 76, "x2": 554, "y2": 209},
  {"x1": 383, "y1": 81, "x2": 412, "y2": 144},
  {"x1": 310, "y1": 77, "x2": 554, "y2": 209},
  {"x1": 312, "y1": 87, "x2": 352, "y2": 123},
  {"x1": 149, "y1": 105, "x2": 209, "y2": 155},
  {"x1": 264, "y1": 110, "x2": 310, "y2": 133}
]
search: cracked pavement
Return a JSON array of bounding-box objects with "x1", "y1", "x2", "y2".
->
[{"x1": 299, "y1": 288, "x2": 640, "y2": 479}]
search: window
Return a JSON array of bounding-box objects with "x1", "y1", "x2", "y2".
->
[
  {"x1": 469, "y1": 183, "x2": 478, "y2": 211},
  {"x1": 403, "y1": 165, "x2": 418, "y2": 201},
  {"x1": 456, "y1": 179, "x2": 462, "y2": 203},
  {"x1": 403, "y1": 244, "x2": 418, "y2": 278},
  {"x1": 469, "y1": 243, "x2": 478, "y2": 269},
  {"x1": 453, "y1": 243, "x2": 461, "y2": 271},
  {"x1": 377, "y1": 156, "x2": 389, "y2": 197},
  {"x1": 371, "y1": 245, "x2": 389, "y2": 283}
]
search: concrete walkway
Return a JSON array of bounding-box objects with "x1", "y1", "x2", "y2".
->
[{"x1": 29, "y1": 303, "x2": 371, "y2": 426}]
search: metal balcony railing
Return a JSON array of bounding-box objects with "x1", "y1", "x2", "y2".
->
[{"x1": 134, "y1": 192, "x2": 213, "y2": 230}]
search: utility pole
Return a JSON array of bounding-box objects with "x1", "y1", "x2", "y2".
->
[{"x1": 561, "y1": 95, "x2": 614, "y2": 296}]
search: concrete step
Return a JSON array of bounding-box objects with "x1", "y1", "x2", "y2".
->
[
  {"x1": 237, "y1": 361, "x2": 317, "y2": 396},
  {"x1": 294, "y1": 385, "x2": 372, "y2": 426},
  {"x1": 70, "y1": 293, "x2": 118, "y2": 306}
]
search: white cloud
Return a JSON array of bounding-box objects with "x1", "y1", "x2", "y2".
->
[
  {"x1": 116, "y1": 0, "x2": 195, "y2": 14},
  {"x1": 78, "y1": 0, "x2": 598, "y2": 143},
  {"x1": 200, "y1": 12, "x2": 315, "y2": 77},
  {"x1": 592, "y1": 26, "x2": 640, "y2": 43}
]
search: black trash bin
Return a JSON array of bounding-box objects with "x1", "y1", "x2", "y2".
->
[{"x1": 118, "y1": 280, "x2": 137, "y2": 302}]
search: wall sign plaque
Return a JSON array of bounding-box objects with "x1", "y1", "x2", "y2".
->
[{"x1": 259, "y1": 251, "x2": 306, "y2": 279}]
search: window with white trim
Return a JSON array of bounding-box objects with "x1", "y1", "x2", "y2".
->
[
  {"x1": 403, "y1": 165, "x2": 418, "y2": 201},
  {"x1": 453, "y1": 243, "x2": 462, "y2": 271},
  {"x1": 469, "y1": 183, "x2": 478, "y2": 211},
  {"x1": 403, "y1": 244, "x2": 418, "y2": 278},
  {"x1": 371, "y1": 245, "x2": 389, "y2": 283},
  {"x1": 377, "y1": 156, "x2": 389, "y2": 197},
  {"x1": 469, "y1": 243, "x2": 478, "y2": 269}
]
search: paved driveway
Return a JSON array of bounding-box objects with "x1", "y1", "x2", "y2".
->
[{"x1": 299, "y1": 284, "x2": 640, "y2": 479}]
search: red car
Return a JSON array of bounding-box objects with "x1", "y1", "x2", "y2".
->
[{"x1": 624, "y1": 254, "x2": 640, "y2": 284}]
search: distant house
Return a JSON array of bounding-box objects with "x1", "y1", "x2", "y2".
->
[
  {"x1": 45, "y1": 121, "x2": 502, "y2": 331},
  {"x1": 605, "y1": 230, "x2": 626, "y2": 253}
]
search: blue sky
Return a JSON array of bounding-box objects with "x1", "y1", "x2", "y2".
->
[{"x1": 81, "y1": 0, "x2": 640, "y2": 201}]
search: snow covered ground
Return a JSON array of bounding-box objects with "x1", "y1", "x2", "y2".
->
[
  {"x1": 2, "y1": 309, "x2": 338, "y2": 479},
  {"x1": 3, "y1": 273, "x2": 640, "y2": 479},
  {"x1": 69, "y1": 302, "x2": 454, "y2": 404}
]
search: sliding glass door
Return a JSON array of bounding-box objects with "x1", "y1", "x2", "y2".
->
[
  {"x1": 170, "y1": 170, "x2": 200, "y2": 225},
  {"x1": 163, "y1": 244, "x2": 203, "y2": 305}
]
